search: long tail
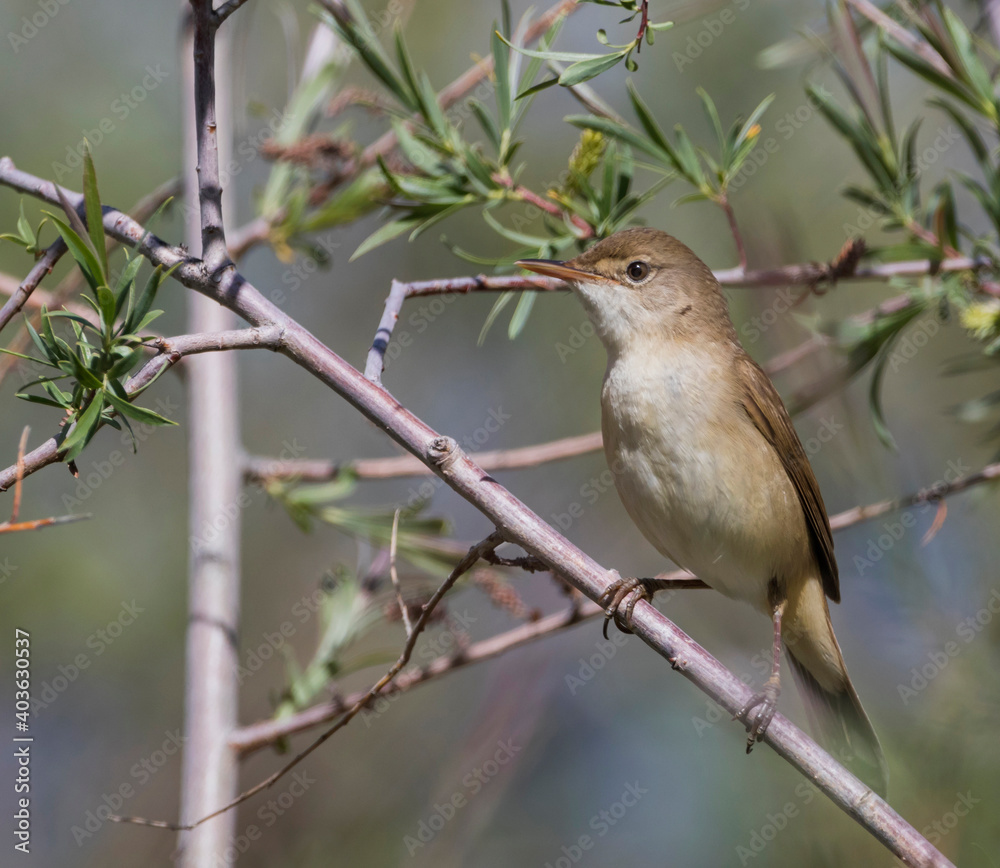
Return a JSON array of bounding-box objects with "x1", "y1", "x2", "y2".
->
[{"x1": 783, "y1": 579, "x2": 889, "y2": 797}]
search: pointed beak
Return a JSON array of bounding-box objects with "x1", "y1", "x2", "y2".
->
[{"x1": 515, "y1": 259, "x2": 606, "y2": 283}]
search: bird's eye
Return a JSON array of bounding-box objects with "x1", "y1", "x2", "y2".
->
[{"x1": 625, "y1": 260, "x2": 650, "y2": 282}]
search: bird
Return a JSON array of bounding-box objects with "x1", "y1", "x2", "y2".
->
[{"x1": 517, "y1": 228, "x2": 888, "y2": 795}]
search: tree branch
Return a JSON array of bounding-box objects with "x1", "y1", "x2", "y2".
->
[
  {"x1": 0, "y1": 162, "x2": 955, "y2": 867},
  {"x1": 0, "y1": 239, "x2": 67, "y2": 334},
  {"x1": 243, "y1": 430, "x2": 604, "y2": 482}
]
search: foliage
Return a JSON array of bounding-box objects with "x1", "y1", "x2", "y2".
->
[{"x1": 1, "y1": 144, "x2": 175, "y2": 461}]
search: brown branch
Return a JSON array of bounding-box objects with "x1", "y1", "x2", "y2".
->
[
  {"x1": 720, "y1": 195, "x2": 747, "y2": 270},
  {"x1": 830, "y1": 460, "x2": 1000, "y2": 530},
  {"x1": 111, "y1": 531, "x2": 504, "y2": 831},
  {"x1": 0, "y1": 162, "x2": 955, "y2": 867},
  {"x1": 244, "y1": 430, "x2": 605, "y2": 482},
  {"x1": 0, "y1": 240, "x2": 67, "y2": 335}
]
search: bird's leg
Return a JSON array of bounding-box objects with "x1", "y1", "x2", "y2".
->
[
  {"x1": 737, "y1": 599, "x2": 786, "y2": 753},
  {"x1": 598, "y1": 571, "x2": 707, "y2": 639}
]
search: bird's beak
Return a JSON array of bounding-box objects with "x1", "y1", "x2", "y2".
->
[{"x1": 515, "y1": 259, "x2": 607, "y2": 283}]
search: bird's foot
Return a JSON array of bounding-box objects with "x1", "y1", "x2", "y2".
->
[
  {"x1": 598, "y1": 571, "x2": 654, "y2": 639},
  {"x1": 737, "y1": 675, "x2": 781, "y2": 754}
]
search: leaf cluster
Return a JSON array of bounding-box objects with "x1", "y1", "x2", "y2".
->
[{"x1": 1, "y1": 144, "x2": 175, "y2": 461}]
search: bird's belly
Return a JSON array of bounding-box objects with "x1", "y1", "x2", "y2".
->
[{"x1": 602, "y1": 357, "x2": 806, "y2": 613}]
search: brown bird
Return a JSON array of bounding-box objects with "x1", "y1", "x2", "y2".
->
[{"x1": 518, "y1": 228, "x2": 888, "y2": 795}]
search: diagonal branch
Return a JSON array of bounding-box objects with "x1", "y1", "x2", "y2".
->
[
  {"x1": 0, "y1": 161, "x2": 955, "y2": 867},
  {"x1": 0, "y1": 239, "x2": 67, "y2": 335}
]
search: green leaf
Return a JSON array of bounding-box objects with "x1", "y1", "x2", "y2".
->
[
  {"x1": 927, "y1": 97, "x2": 988, "y2": 162},
  {"x1": 16, "y1": 201, "x2": 33, "y2": 245},
  {"x1": 107, "y1": 347, "x2": 145, "y2": 379},
  {"x1": 567, "y1": 114, "x2": 667, "y2": 162},
  {"x1": 67, "y1": 350, "x2": 103, "y2": 391},
  {"x1": 126, "y1": 264, "x2": 174, "y2": 334},
  {"x1": 14, "y1": 392, "x2": 70, "y2": 409},
  {"x1": 883, "y1": 41, "x2": 980, "y2": 115},
  {"x1": 626, "y1": 80, "x2": 672, "y2": 155},
  {"x1": 507, "y1": 289, "x2": 536, "y2": 338},
  {"x1": 516, "y1": 76, "x2": 560, "y2": 100},
  {"x1": 104, "y1": 391, "x2": 177, "y2": 426},
  {"x1": 495, "y1": 33, "x2": 608, "y2": 64},
  {"x1": 81, "y1": 140, "x2": 109, "y2": 279},
  {"x1": 114, "y1": 253, "x2": 144, "y2": 318},
  {"x1": 0, "y1": 347, "x2": 51, "y2": 366},
  {"x1": 96, "y1": 285, "x2": 117, "y2": 333},
  {"x1": 320, "y1": 4, "x2": 415, "y2": 112},
  {"x1": 351, "y1": 215, "x2": 423, "y2": 260},
  {"x1": 558, "y1": 50, "x2": 627, "y2": 87},
  {"x1": 44, "y1": 212, "x2": 104, "y2": 292},
  {"x1": 478, "y1": 291, "x2": 516, "y2": 344},
  {"x1": 61, "y1": 394, "x2": 105, "y2": 461},
  {"x1": 491, "y1": 27, "x2": 513, "y2": 132}
]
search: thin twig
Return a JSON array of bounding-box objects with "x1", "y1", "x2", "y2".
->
[
  {"x1": 720, "y1": 195, "x2": 748, "y2": 271},
  {"x1": 389, "y1": 508, "x2": 413, "y2": 637},
  {"x1": 110, "y1": 530, "x2": 505, "y2": 831},
  {"x1": 0, "y1": 240, "x2": 67, "y2": 335},
  {"x1": 10, "y1": 426, "x2": 28, "y2": 523}
]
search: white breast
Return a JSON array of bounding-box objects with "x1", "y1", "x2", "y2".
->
[{"x1": 601, "y1": 342, "x2": 807, "y2": 613}]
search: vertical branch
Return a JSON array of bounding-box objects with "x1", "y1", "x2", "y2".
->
[
  {"x1": 720, "y1": 195, "x2": 747, "y2": 271},
  {"x1": 191, "y1": 0, "x2": 231, "y2": 275},
  {"x1": 177, "y1": 2, "x2": 242, "y2": 864}
]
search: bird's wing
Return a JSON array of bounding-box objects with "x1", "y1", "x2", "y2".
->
[{"x1": 737, "y1": 354, "x2": 840, "y2": 602}]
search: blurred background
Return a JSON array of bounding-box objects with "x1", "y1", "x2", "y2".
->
[{"x1": 1, "y1": 0, "x2": 998, "y2": 865}]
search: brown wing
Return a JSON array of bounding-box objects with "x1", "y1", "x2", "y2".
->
[{"x1": 737, "y1": 354, "x2": 840, "y2": 602}]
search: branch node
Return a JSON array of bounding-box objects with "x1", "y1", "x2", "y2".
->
[{"x1": 427, "y1": 436, "x2": 460, "y2": 470}]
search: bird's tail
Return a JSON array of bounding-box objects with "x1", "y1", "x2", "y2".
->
[{"x1": 783, "y1": 579, "x2": 889, "y2": 797}]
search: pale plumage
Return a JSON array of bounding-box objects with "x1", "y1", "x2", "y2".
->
[{"x1": 518, "y1": 228, "x2": 888, "y2": 795}]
